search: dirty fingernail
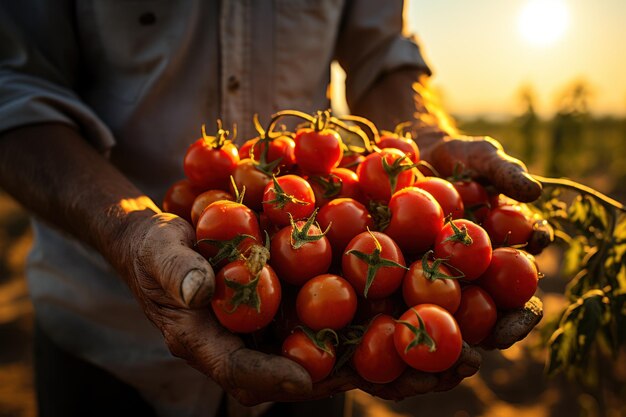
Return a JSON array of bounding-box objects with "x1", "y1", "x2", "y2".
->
[{"x1": 181, "y1": 269, "x2": 205, "y2": 306}]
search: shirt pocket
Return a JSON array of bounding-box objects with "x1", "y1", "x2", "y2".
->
[
  {"x1": 76, "y1": 0, "x2": 177, "y2": 104},
  {"x1": 273, "y1": 0, "x2": 344, "y2": 111}
]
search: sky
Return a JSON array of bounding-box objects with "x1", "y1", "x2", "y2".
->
[{"x1": 403, "y1": 0, "x2": 626, "y2": 118}]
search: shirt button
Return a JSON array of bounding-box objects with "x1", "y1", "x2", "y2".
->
[{"x1": 227, "y1": 75, "x2": 240, "y2": 92}]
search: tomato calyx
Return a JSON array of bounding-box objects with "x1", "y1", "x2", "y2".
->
[
  {"x1": 368, "y1": 201, "x2": 392, "y2": 231},
  {"x1": 333, "y1": 324, "x2": 367, "y2": 372},
  {"x1": 441, "y1": 219, "x2": 474, "y2": 246},
  {"x1": 201, "y1": 120, "x2": 234, "y2": 150},
  {"x1": 298, "y1": 326, "x2": 339, "y2": 356},
  {"x1": 345, "y1": 230, "x2": 409, "y2": 298},
  {"x1": 263, "y1": 175, "x2": 309, "y2": 209},
  {"x1": 447, "y1": 162, "x2": 473, "y2": 183},
  {"x1": 309, "y1": 174, "x2": 342, "y2": 200},
  {"x1": 420, "y1": 251, "x2": 465, "y2": 281},
  {"x1": 250, "y1": 114, "x2": 284, "y2": 176},
  {"x1": 288, "y1": 209, "x2": 330, "y2": 250},
  {"x1": 221, "y1": 244, "x2": 271, "y2": 314},
  {"x1": 382, "y1": 155, "x2": 417, "y2": 196},
  {"x1": 197, "y1": 234, "x2": 257, "y2": 267},
  {"x1": 396, "y1": 308, "x2": 437, "y2": 353}
]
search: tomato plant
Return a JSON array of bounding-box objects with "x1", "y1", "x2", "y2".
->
[
  {"x1": 270, "y1": 210, "x2": 332, "y2": 286},
  {"x1": 434, "y1": 219, "x2": 492, "y2": 280},
  {"x1": 296, "y1": 274, "x2": 357, "y2": 330},
  {"x1": 282, "y1": 328, "x2": 337, "y2": 383},
  {"x1": 343, "y1": 231, "x2": 407, "y2": 299},
  {"x1": 292, "y1": 111, "x2": 343, "y2": 176},
  {"x1": 183, "y1": 123, "x2": 239, "y2": 190},
  {"x1": 453, "y1": 286, "x2": 497, "y2": 345},
  {"x1": 211, "y1": 247, "x2": 281, "y2": 333},
  {"x1": 394, "y1": 304, "x2": 462, "y2": 372},
  {"x1": 262, "y1": 175, "x2": 315, "y2": 227},
  {"x1": 477, "y1": 247, "x2": 538, "y2": 309},
  {"x1": 352, "y1": 315, "x2": 407, "y2": 383}
]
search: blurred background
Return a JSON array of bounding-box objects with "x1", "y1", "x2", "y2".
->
[{"x1": 1, "y1": 0, "x2": 625, "y2": 416}]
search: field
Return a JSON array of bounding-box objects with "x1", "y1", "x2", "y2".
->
[{"x1": 1, "y1": 112, "x2": 625, "y2": 416}]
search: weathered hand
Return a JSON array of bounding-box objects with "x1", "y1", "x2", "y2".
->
[{"x1": 421, "y1": 135, "x2": 542, "y2": 203}]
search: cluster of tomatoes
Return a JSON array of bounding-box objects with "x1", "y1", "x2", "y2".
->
[{"x1": 163, "y1": 110, "x2": 542, "y2": 385}]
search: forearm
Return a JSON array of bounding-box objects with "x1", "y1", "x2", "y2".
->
[{"x1": 0, "y1": 123, "x2": 159, "y2": 270}]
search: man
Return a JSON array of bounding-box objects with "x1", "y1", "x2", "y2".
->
[{"x1": 0, "y1": 1, "x2": 542, "y2": 416}]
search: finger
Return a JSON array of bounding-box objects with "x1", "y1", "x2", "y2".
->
[
  {"x1": 481, "y1": 296, "x2": 543, "y2": 350},
  {"x1": 482, "y1": 145, "x2": 542, "y2": 203},
  {"x1": 157, "y1": 307, "x2": 313, "y2": 406},
  {"x1": 135, "y1": 213, "x2": 215, "y2": 308},
  {"x1": 434, "y1": 342, "x2": 481, "y2": 392},
  {"x1": 358, "y1": 369, "x2": 439, "y2": 401}
]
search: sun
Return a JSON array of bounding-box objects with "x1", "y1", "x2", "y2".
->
[{"x1": 518, "y1": 0, "x2": 569, "y2": 47}]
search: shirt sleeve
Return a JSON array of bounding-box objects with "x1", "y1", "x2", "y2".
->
[
  {"x1": 334, "y1": 0, "x2": 432, "y2": 108},
  {"x1": 0, "y1": 3, "x2": 114, "y2": 151}
]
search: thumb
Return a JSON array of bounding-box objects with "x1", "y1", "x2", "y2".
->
[{"x1": 135, "y1": 213, "x2": 215, "y2": 308}]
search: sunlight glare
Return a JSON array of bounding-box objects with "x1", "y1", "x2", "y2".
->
[{"x1": 519, "y1": 0, "x2": 569, "y2": 47}]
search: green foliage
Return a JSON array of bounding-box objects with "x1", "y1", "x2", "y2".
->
[{"x1": 532, "y1": 179, "x2": 626, "y2": 383}]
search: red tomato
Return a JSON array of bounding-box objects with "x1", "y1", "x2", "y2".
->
[
  {"x1": 434, "y1": 220, "x2": 492, "y2": 280},
  {"x1": 477, "y1": 247, "x2": 538, "y2": 309},
  {"x1": 342, "y1": 231, "x2": 406, "y2": 299},
  {"x1": 483, "y1": 205, "x2": 533, "y2": 246},
  {"x1": 296, "y1": 274, "x2": 357, "y2": 330},
  {"x1": 270, "y1": 220, "x2": 332, "y2": 286},
  {"x1": 339, "y1": 151, "x2": 365, "y2": 171},
  {"x1": 394, "y1": 304, "x2": 462, "y2": 372},
  {"x1": 317, "y1": 198, "x2": 374, "y2": 261},
  {"x1": 383, "y1": 187, "x2": 444, "y2": 256},
  {"x1": 190, "y1": 189, "x2": 234, "y2": 226},
  {"x1": 262, "y1": 175, "x2": 315, "y2": 227},
  {"x1": 240, "y1": 136, "x2": 297, "y2": 172},
  {"x1": 309, "y1": 168, "x2": 363, "y2": 207},
  {"x1": 452, "y1": 180, "x2": 490, "y2": 222},
  {"x1": 231, "y1": 158, "x2": 272, "y2": 212},
  {"x1": 211, "y1": 259, "x2": 281, "y2": 333},
  {"x1": 414, "y1": 177, "x2": 464, "y2": 220},
  {"x1": 162, "y1": 179, "x2": 203, "y2": 223},
  {"x1": 353, "y1": 315, "x2": 407, "y2": 384},
  {"x1": 357, "y1": 148, "x2": 416, "y2": 203},
  {"x1": 183, "y1": 136, "x2": 239, "y2": 190},
  {"x1": 195, "y1": 200, "x2": 263, "y2": 264},
  {"x1": 377, "y1": 134, "x2": 420, "y2": 163},
  {"x1": 282, "y1": 329, "x2": 336, "y2": 383},
  {"x1": 454, "y1": 286, "x2": 497, "y2": 345},
  {"x1": 294, "y1": 128, "x2": 343, "y2": 175},
  {"x1": 402, "y1": 256, "x2": 461, "y2": 314}
]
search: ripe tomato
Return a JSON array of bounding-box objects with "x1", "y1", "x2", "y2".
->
[
  {"x1": 452, "y1": 180, "x2": 490, "y2": 223},
  {"x1": 195, "y1": 200, "x2": 262, "y2": 264},
  {"x1": 454, "y1": 286, "x2": 497, "y2": 345},
  {"x1": 270, "y1": 218, "x2": 332, "y2": 286},
  {"x1": 353, "y1": 315, "x2": 407, "y2": 384},
  {"x1": 309, "y1": 168, "x2": 363, "y2": 207},
  {"x1": 357, "y1": 148, "x2": 416, "y2": 203},
  {"x1": 190, "y1": 189, "x2": 234, "y2": 226},
  {"x1": 183, "y1": 134, "x2": 239, "y2": 190},
  {"x1": 231, "y1": 158, "x2": 272, "y2": 212},
  {"x1": 377, "y1": 133, "x2": 420, "y2": 163},
  {"x1": 342, "y1": 231, "x2": 406, "y2": 299},
  {"x1": 434, "y1": 219, "x2": 492, "y2": 280},
  {"x1": 317, "y1": 198, "x2": 374, "y2": 261},
  {"x1": 294, "y1": 128, "x2": 343, "y2": 175},
  {"x1": 162, "y1": 179, "x2": 203, "y2": 223},
  {"x1": 402, "y1": 255, "x2": 461, "y2": 314},
  {"x1": 211, "y1": 259, "x2": 281, "y2": 333},
  {"x1": 483, "y1": 205, "x2": 533, "y2": 246},
  {"x1": 240, "y1": 136, "x2": 296, "y2": 172},
  {"x1": 339, "y1": 151, "x2": 365, "y2": 172},
  {"x1": 394, "y1": 304, "x2": 462, "y2": 372},
  {"x1": 262, "y1": 175, "x2": 315, "y2": 227},
  {"x1": 414, "y1": 177, "x2": 464, "y2": 220},
  {"x1": 296, "y1": 274, "x2": 357, "y2": 330},
  {"x1": 282, "y1": 329, "x2": 336, "y2": 383},
  {"x1": 383, "y1": 187, "x2": 444, "y2": 256},
  {"x1": 477, "y1": 247, "x2": 539, "y2": 309}
]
